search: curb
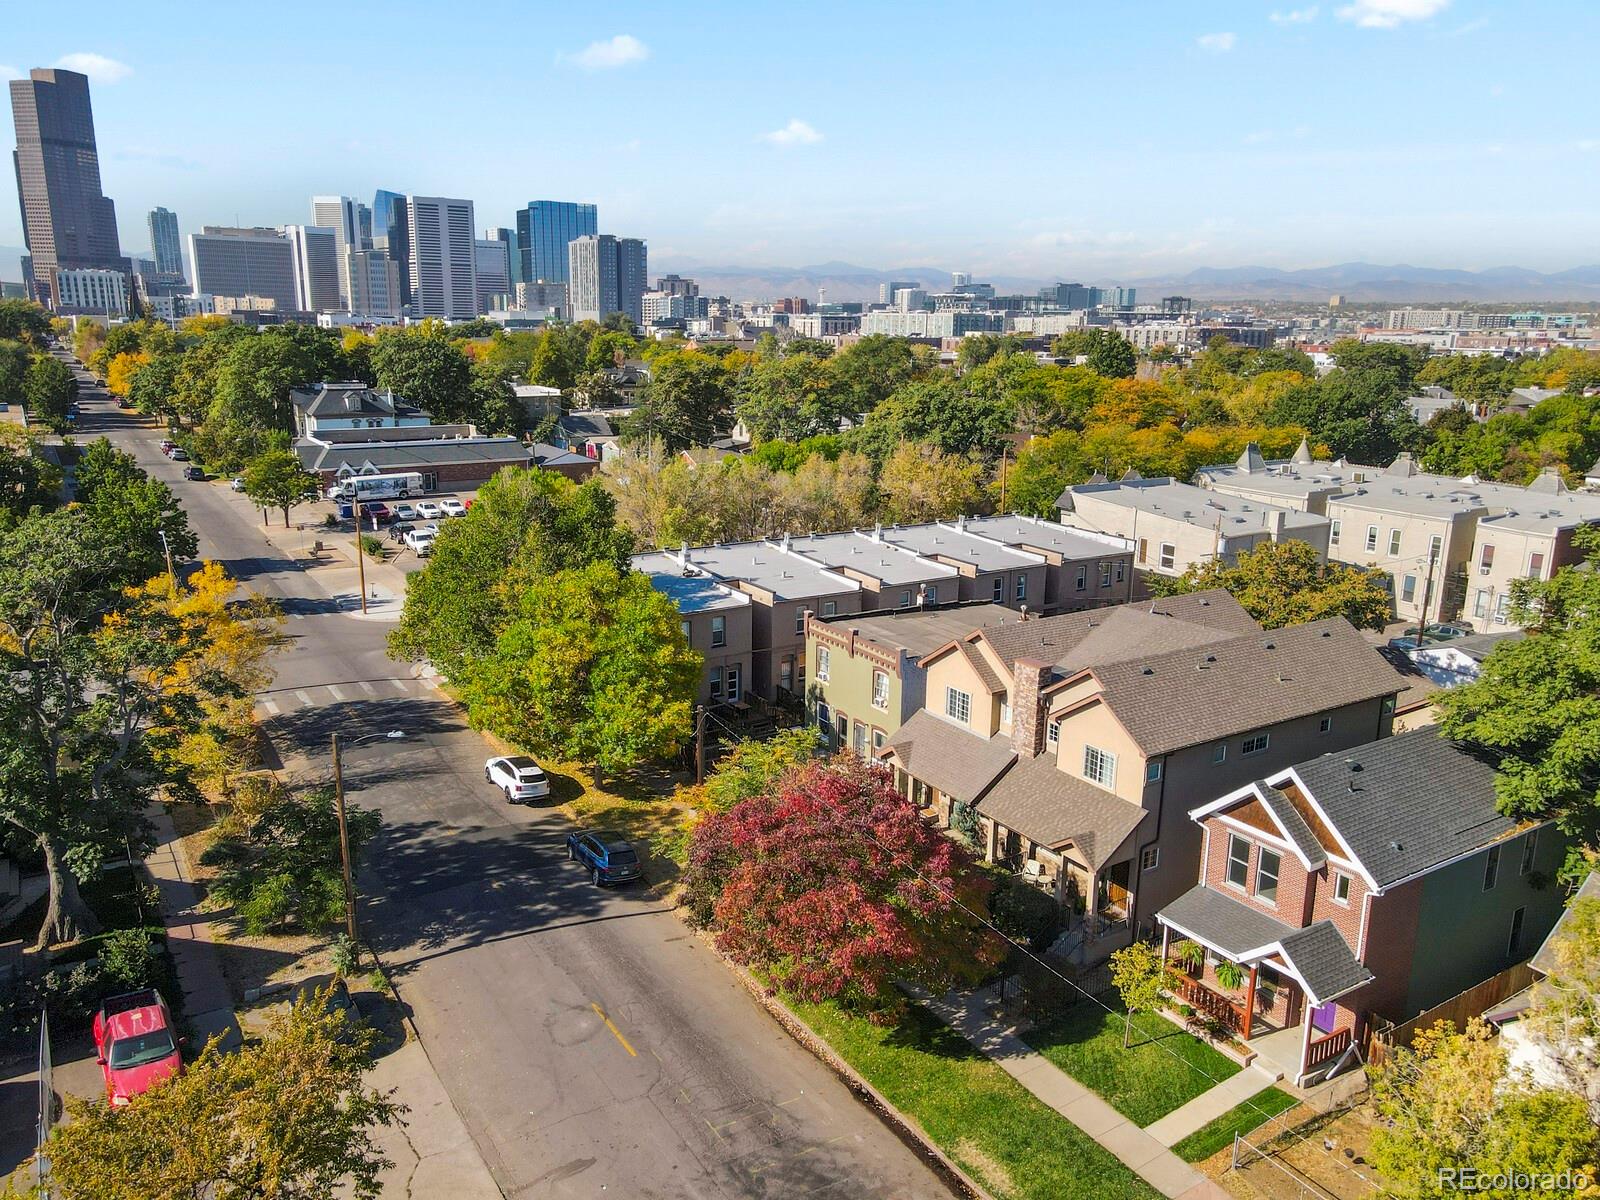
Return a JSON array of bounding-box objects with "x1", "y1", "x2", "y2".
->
[{"x1": 718, "y1": 952, "x2": 997, "y2": 1200}]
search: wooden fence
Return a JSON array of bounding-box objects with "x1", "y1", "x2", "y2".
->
[{"x1": 1365, "y1": 961, "x2": 1537, "y2": 1066}]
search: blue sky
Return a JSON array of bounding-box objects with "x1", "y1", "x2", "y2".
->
[{"x1": 3, "y1": 0, "x2": 1595, "y2": 280}]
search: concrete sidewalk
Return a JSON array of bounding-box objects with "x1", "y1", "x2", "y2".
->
[
  {"x1": 1145, "y1": 1064, "x2": 1281, "y2": 1148},
  {"x1": 365, "y1": 1039, "x2": 503, "y2": 1199},
  {"x1": 924, "y1": 988, "x2": 1230, "y2": 1200}
]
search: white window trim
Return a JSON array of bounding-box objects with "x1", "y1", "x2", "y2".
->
[
  {"x1": 1146, "y1": 760, "x2": 1162, "y2": 783},
  {"x1": 1332, "y1": 871, "x2": 1352, "y2": 906},
  {"x1": 945, "y1": 686, "x2": 971, "y2": 725},
  {"x1": 871, "y1": 670, "x2": 889, "y2": 710},
  {"x1": 1241, "y1": 732, "x2": 1270, "y2": 757},
  {"x1": 1255, "y1": 848, "x2": 1281, "y2": 906},
  {"x1": 1365, "y1": 525, "x2": 1379, "y2": 552},
  {"x1": 1140, "y1": 845, "x2": 1160, "y2": 872},
  {"x1": 1083, "y1": 744, "x2": 1117, "y2": 789},
  {"x1": 1225, "y1": 834, "x2": 1251, "y2": 890},
  {"x1": 816, "y1": 646, "x2": 830, "y2": 681},
  {"x1": 1319, "y1": 716, "x2": 1332, "y2": 734}
]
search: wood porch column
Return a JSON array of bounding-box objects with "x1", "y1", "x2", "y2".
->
[
  {"x1": 1159, "y1": 923, "x2": 1170, "y2": 967},
  {"x1": 1242, "y1": 965, "x2": 1258, "y2": 1041},
  {"x1": 1298, "y1": 998, "x2": 1315, "y2": 1086}
]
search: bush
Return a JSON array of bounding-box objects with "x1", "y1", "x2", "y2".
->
[
  {"x1": 329, "y1": 934, "x2": 360, "y2": 978},
  {"x1": 990, "y1": 876, "x2": 1062, "y2": 950},
  {"x1": 202, "y1": 782, "x2": 378, "y2": 935},
  {"x1": 359, "y1": 534, "x2": 384, "y2": 558},
  {"x1": 100, "y1": 928, "x2": 161, "y2": 990}
]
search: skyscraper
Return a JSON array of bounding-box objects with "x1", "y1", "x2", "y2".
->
[
  {"x1": 187, "y1": 227, "x2": 298, "y2": 310},
  {"x1": 487, "y1": 226, "x2": 519, "y2": 286},
  {"x1": 9, "y1": 68, "x2": 129, "y2": 309},
  {"x1": 474, "y1": 236, "x2": 511, "y2": 314},
  {"x1": 311, "y1": 196, "x2": 370, "y2": 306},
  {"x1": 284, "y1": 225, "x2": 340, "y2": 313},
  {"x1": 147, "y1": 207, "x2": 184, "y2": 279},
  {"x1": 405, "y1": 196, "x2": 477, "y2": 320},
  {"x1": 372, "y1": 188, "x2": 410, "y2": 307},
  {"x1": 568, "y1": 234, "x2": 647, "y2": 324},
  {"x1": 516, "y1": 201, "x2": 596, "y2": 284}
]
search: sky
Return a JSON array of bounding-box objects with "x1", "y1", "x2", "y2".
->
[{"x1": 3, "y1": 0, "x2": 1597, "y2": 281}]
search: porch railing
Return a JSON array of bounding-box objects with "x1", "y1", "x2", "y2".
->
[
  {"x1": 1306, "y1": 1027, "x2": 1351, "y2": 1071},
  {"x1": 1171, "y1": 974, "x2": 1243, "y2": 1035}
]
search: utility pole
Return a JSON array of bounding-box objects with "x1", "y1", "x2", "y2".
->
[
  {"x1": 330, "y1": 733, "x2": 358, "y2": 948},
  {"x1": 1415, "y1": 546, "x2": 1440, "y2": 650},
  {"x1": 998, "y1": 446, "x2": 1009, "y2": 513},
  {"x1": 353, "y1": 498, "x2": 369, "y2": 614},
  {"x1": 157, "y1": 529, "x2": 175, "y2": 595}
]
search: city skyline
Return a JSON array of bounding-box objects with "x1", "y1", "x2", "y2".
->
[{"x1": 3, "y1": 0, "x2": 1597, "y2": 281}]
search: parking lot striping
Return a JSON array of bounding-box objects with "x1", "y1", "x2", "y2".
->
[
  {"x1": 327, "y1": 685, "x2": 347, "y2": 701},
  {"x1": 590, "y1": 1002, "x2": 637, "y2": 1058}
]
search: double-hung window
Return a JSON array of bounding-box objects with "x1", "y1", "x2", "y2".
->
[
  {"x1": 1484, "y1": 844, "x2": 1501, "y2": 890},
  {"x1": 1099, "y1": 562, "x2": 1112, "y2": 587},
  {"x1": 1333, "y1": 872, "x2": 1352, "y2": 904},
  {"x1": 945, "y1": 687, "x2": 971, "y2": 725},
  {"x1": 1365, "y1": 525, "x2": 1379, "y2": 553},
  {"x1": 1330, "y1": 519, "x2": 1341, "y2": 546},
  {"x1": 1076, "y1": 565, "x2": 1088, "y2": 592},
  {"x1": 1480, "y1": 544, "x2": 1495, "y2": 575},
  {"x1": 795, "y1": 607, "x2": 807, "y2": 635},
  {"x1": 871, "y1": 670, "x2": 889, "y2": 710},
  {"x1": 1401, "y1": 574, "x2": 1417, "y2": 604},
  {"x1": 816, "y1": 646, "x2": 830, "y2": 681},
  {"x1": 1083, "y1": 745, "x2": 1116, "y2": 788},
  {"x1": 1159, "y1": 543, "x2": 1176, "y2": 571},
  {"x1": 993, "y1": 576, "x2": 1005, "y2": 602},
  {"x1": 1519, "y1": 829, "x2": 1538, "y2": 875},
  {"x1": 1016, "y1": 575, "x2": 1028, "y2": 602},
  {"x1": 710, "y1": 615, "x2": 726, "y2": 647},
  {"x1": 1226, "y1": 835, "x2": 1250, "y2": 889},
  {"x1": 1388, "y1": 529, "x2": 1402, "y2": 556},
  {"x1": 1255, "y1": 849, "x2": 1281, "y2": 904},
  {"x1": 1529, "y1": 552, "x2": 1545, "y2": 578}
]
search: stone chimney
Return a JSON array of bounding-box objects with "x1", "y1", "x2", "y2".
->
[{"x1": 1011, "y1": 657, "x2": 1052, "y2": 759}]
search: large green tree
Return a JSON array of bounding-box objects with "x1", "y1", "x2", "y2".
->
[
  {"x1": 0, "y1": 424, "x2": 62, "y2": 528},
  {"x1": 735, "y1": 352, "x2": 844, "y2": 443},
  {"x1": 24, "y1": 352, "x2": 78, "y2": 431},
  {"x1": 0, "y1": 338, "x2": 30, "y2": 406},
  {"x1": 371, "y1": 327, "x2": 473, "y2": 423},
  {"x1": 0, "y1": 298, "x2": 51, "y2": 344},
  {"x1": 242, "y1": 447, "x2": 321, "y2": 527},
  {"x1": 1147, "y1": 539, "x2": 1393, "y2": 630},
  {"x1": 622, "y1": 350, "x2": 733, "y2": 451},
  {"x1": 390, "y1": 466, "x2": 633, "y2": 678},
  {"x1": 1269, "y1": 368, "x2": 1422, "y2": 464},
  {"x1": 1438, "y1": 531, "x2": 1600, "y2": 862},
  {"x1": 74, "y1": 438, "x2": 198, "y2": 578},
  {"x1": 1051, "y1": 328, "x2": 1137, "y2": 378},
  {"x1": 463, "y1": 562, "x2": 700, "y2": 781}
]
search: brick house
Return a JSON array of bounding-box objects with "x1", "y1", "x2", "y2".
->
[
  {"x1": 1156, "y1": 726, "x2": 1567, "y2": 1086},
  {"x1": 880, "y1": 592, "x2": 1405, "y2": 961}
]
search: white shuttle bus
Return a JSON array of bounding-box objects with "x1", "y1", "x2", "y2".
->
[{"x1": 334, "y1": 472, "x2": 425, "y2": 502}]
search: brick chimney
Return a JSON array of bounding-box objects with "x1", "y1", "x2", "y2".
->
[{"x1": 1012, "y1": 657, "x2": 1052, "y2": 758}]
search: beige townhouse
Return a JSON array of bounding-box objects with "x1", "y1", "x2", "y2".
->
[{"x1": 881, "y1": 593, "x2": 1404, "y2": 962}]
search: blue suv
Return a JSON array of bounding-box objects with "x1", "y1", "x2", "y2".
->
[{"x1": 566, "y1": 830, "x2": 642, "y2": 887}]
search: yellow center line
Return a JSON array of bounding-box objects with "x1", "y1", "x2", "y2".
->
[{"x1": 591, "y1": 1002, "x2": 638, "y2": 1057}]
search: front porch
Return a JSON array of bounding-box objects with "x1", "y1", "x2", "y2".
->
[{"x1": 1168, "y1": 969, "x2": 1355, "y2": 1085}]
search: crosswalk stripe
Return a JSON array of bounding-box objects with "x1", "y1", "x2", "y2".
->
[
  {"x1": 359, "y1": 681, "x2": 376, "y2": 695},
  {"x1": 294, "y1": 690, "x2": 313, "y2": 706},
  {"x1": 391, "y1": 679, "x2": 409, "y2": 694},
  {"x1": 327, "y1": 685, "x2": 347, "y2": 701},
  {"x1": 260, "y1": 699, "x2": 280, "y2": 715}
]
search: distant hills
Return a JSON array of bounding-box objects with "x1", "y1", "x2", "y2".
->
[{"x1": 656, "y1": 258, "x2": 1600, "y2": 305}]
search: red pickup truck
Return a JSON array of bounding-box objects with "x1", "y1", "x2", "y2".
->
[{"x1": 92, "y1": 989, "x2": 183, "y2": 1106}]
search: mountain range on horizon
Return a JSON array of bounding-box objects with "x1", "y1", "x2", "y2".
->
[{"x1": 8, "y1": 243, "x2": 1600, "y2": 307}]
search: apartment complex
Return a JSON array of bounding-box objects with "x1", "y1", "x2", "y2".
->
[
  {"x1": 1194, "y1": 446, "x2": 1600, "y2": 629},
  {"x1": 53, "y1": 267, "x2": 128, "y2": 315},
  {"x1": 631, "y1": 552, "x2": 755, "y2": 706},
  {"x1": 635, "y1": 516, "x2": 1134, "y2": 706},
  {"x1": 1058, "y1": 470, "x2": 1330, "y2": 578},
  {"x1": 568, "y1": 234, "x2": 647, "y2": 324},
  {"x1": 881, "y1": 594, "x2": 1404, "y2": 956},
  {"x1": 516, "y1": 200, "x2": 597, "y2": 285}
]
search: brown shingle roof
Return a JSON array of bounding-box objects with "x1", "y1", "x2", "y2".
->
[
  {"x1": 882, "y1": 710, "x2": 1015, "y2": 804},
  {"x1": 975, "y1": 589, "x2": 1259, "y2": 677},
  {"x1": 976, "y1": 753, "x2": 1148, "y2": 870},
  {"x1": 959, "y1": 642, "x2": 1005, "y2": 694},
  {"x1": 1087, "y1": 618, "x2": 1404, "y2": 756}
]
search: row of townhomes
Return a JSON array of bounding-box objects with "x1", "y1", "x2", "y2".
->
[
  {"x1": 1056, "y1": 438, "x2": 1600, "y2": 632},
  {"x1": 632, "y1": 515, "x2": 1135, "y2": 707}
]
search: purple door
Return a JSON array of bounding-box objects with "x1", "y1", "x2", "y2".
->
[{"x1": 1311, "y1": 1000, "x2": 1337, "y2": 1034}]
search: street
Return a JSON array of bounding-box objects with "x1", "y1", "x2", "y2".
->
[{"x1": 65, "y1": 363, "x2": 950, "y2": 1200}]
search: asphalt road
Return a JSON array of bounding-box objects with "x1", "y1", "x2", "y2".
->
[{"x1": 64, "y1": 360, "x2": 950, "y2": 1200}]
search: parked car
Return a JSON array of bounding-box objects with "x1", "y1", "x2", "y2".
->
[
  {"x1": 1388, "y1": 622, "x2": 1476, "y2": 651},
  {"x1": 388, "y1": 521, "x2": 416, "y2": 543},
  {"x1": 168, "y1": 447, "x2": 189, "y2": 461},
  {"x1": 392, "y1": 502, "x2": 418, "y2": 521},
  {"x1": 158, "y1": 439, "x2": 175, "y2": 453},
  {"x1": 361, "y1": 501, "x2": 392, "y2": 523},
  {"x1": 92, "y1": 989, "x2": 183, "y2": 1107},
  {"x1": 484, "y1": 754, "x2": 551, "y2": 802},
  {"x1": 414, "y1": 501, "x2": 442, "y2": 520},
  {"x1": 183, "y1": 465, "x2": 206, "y2": 481},
  {"x1": 403, "y1": 528, "x2": 436, "y2": 557},
  {"x1": 230, "y1": 476, "x2": 247, "y2": 492},
  {"x1": 439, "y1": 498, "x2": 466, "y2": 518},
  {"x1": 566, "y1": 830, "x2": 642, "y2": 886}
]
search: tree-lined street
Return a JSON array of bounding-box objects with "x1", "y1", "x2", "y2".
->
[{"x1": 62, "y1": 357, "x2": 949, "y2": 1199}]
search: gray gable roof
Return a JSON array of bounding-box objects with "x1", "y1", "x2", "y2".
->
[
  {"x1": 291, "y1": 382, "x2": 425, "y2": 420},
  {"x1": 1275, "y1": 922, "x2": 1375, "y2": 1004},
  {"x1": 1259, "y1": 784, "x2": 1327, "y2": 870},
  {"x1": 1088, "y1": 618, "x2": 1403, "y2": 756},
  {"x1": 1530, "y1": 871, "x2": 1600, "y2": 977},
  {"x1": 295, "y1": 436, "x2": 534, "y2": 474},
  {"x1": 882, "y1": 710, "x2": 1014, "y2": 805},
  {"x1": 976, "y1": 752, "x2": 1147, "y2": 870},
  {"x1": 1290, "y1": 726, "x2": 1524, "y2": 888},
  {"x1": 557, "y1": 412, "x2": 615, "y2": 439}
]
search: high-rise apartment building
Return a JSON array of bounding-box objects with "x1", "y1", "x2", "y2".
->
[
  {"x1": 516, "y1": 201, "x2": 597, "y2": 284},
  {"x1": 147, "y1": 207, "x2": 184, "y2": 279},
  {"x1": 474, "y1": 236, "x2": 512, "y2": 313},
  {"x1": 284, "y1": 224, "x2": 340, "y2": 313},
  {"x1": 405, "y1": 196, "x2": 478, "y2": 320},
  {"x1": 9, "y1": 68, "x2": 129, "y2": 309},
  {"x1": 485, "y1": 226, "x2": 519, "y2": 286},
  {"x1": 655, "y1": 273, "x2": 699, "y2": 299},
  {"x1": 878, "y1": 280, "x2": 919, "y2": 304},
  {"x1": 567, "y1": 234, "x2": 647, "y2": 324},
  {"x1": 312, "y1": 195, "x2": 374, "y2": 306},
  {"x1": 186, "y1": 227, "x2": 298, "y2": 310},
  {"x1": 345, "y1": 248, "x2": 401, "y2": 317}
]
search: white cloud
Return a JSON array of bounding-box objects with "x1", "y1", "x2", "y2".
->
[
  {"x1": 53, "y1": 52, "x2": 133, "y2": 83},
  {"x1": 1269, "y1": 6, "x2": 1319, "y2": 23},
  {"x1": 760, "y1": 118, "x2": 824, "y2": 147},
  {"x1": 1336, "y1": 0, "x2": 1449, "y2": 29},
  {"x1": 1197, "y1": 32, "x2": 1237, "y2": 52},
  {"x1": 570, "y1": 34, "x2": 649, "y2": 70}
]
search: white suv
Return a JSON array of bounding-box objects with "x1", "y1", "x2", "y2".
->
[
  {"x1": 414, "y1": 501, "x2": 442, "y2": 520},
  {"x1": 485, "y1": 755, "x2": 550, "y2": 802},
  {"x1": 403, "y1": 528, "x2": 436, "y2": 557},
  {"x1": 439, "y1": 498, "x2": 466, "y2": 517}
]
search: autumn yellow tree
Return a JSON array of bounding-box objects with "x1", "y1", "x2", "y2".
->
[
  {"x1": 105, "y1": 349, "x2": 151, "y2": 397},
  {"x1": 878, "y1": 443, "x2": 985, "y2": 524}
]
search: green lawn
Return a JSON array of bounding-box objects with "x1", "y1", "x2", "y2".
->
[
  {"x1": 1021, "y1": 1001, "x2": 1242, "y2": 1127},
  {"x1": 1171, "y1": 1086, "x2": 1300, "y2": 1163},
  {"x1": 790, "y1": 997, "x2": 1161, "y2": 1200}
]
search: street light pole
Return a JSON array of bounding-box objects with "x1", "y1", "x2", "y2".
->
[
  {"x1": 353, "y1": 498, "x2": 369, "y2": 614},
  {"x1": 330, "y1": 732, "x2": 358, "y2": 947},
  {"x1": 157, "y1": 529, "x2": 175, "y2": 595}
]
